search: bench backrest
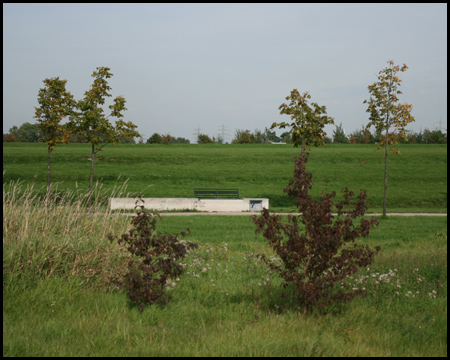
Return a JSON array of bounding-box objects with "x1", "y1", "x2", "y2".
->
[{"x1": 194, "y1": 188, "x2": 240, "y2": 199}]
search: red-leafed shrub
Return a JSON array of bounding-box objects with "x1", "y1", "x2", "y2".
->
[
  {"x1": 252, "y1": 152, "x2": 380, "y2": 313},
  {"x1": 109, "y1": 202, "x2": 197, "y2": 311}
]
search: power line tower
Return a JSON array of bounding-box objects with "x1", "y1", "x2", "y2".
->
[
  {"x1": 434, "y1": 117, "x2": 444, "y2": 131},
  {"x1": 192, "y1": 125, "x2": 202, "y2": 143},
  {"x1": 217, "y1": 125, "x2": 231, "y2": 144}
]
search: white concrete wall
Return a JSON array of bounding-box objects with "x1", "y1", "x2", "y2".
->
[{"x1": 109, "y1": 197, "x2": 269, "y2": 212}]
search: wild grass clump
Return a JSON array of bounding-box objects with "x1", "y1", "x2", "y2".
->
[{"x1": 3, "y1": 178, "x2": 132, "y2": 289}]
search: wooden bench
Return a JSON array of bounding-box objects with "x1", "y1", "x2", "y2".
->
[{"x1": 194, "y1": 188, "x2": 240, "y2": 199}]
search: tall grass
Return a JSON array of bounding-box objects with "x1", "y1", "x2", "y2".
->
[{"x1": 3, "y1": 178, "x2": 132, "y2": 289}]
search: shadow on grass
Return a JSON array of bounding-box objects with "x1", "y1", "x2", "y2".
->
[{"x1": 258, "y1": 194, "x2": 295, "y2": 209}]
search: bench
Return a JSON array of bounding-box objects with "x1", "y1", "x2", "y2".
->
[{"x1": 194, "y1": 188, "x2": 240, "y2": 199}]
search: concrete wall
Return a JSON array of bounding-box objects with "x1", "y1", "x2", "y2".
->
[{"x1": 109, "y1": 197, "x2": 269, "y2": 212}]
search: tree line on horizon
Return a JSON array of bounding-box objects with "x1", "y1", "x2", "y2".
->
[{"x1": 4, "y1": 121, "x2": 446, "y2": 145}]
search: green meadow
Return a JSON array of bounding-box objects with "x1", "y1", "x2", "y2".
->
[
  {"x1": 3, "y1": 142, "x2": 447, "y2": 356},
  {"x1": 2, "y1": 142, "x2": 447, "y2": 213}
]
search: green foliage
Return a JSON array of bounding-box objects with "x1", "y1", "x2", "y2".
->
[
  {"x1": 253, "y1": 127, "x2": 281, "y2": 143},
  {"x1": 34, "y1": 77, "x2": 76, "y2": 151},
  {"x1": 197, "y1": 133, "x2": 215, "y2": 144},
  {"x1": 364, "y1": 60, "x2": 415, "y2": 153},
  {"x1": 161, "y1": 134, "x2": 172, "y2": 145},
  {"x1": 147, "y1": 133, "x2": 163, "y2": 144},
  {"x1": 233, "y1": 127, "x2": 281, "y2": 144},
  {"x1": 273, "y1": 89, "x2": 334, "y2": 153},
  {"x1": 68, "y1": 67, "x2": 140, "y2": 148},
  {"x1": 332, "y1": 123, "x2": 349, "y2": 144},
  {"x1": 253, "y1": 153, "x2": 380, "y2": 312},
  {"x1": 34, "y1": 77, "x2": 76, "y2": 194},
  {"x1": 263, "y1": 127, "x2": 281, "y2": 143},
  {"x1": 171, "y1": 136, "x2": 190, "y2": 144},
  {"x1": 7, "y1": 123, "x2": 42, "y2": 143},
  {"x1": 3, "y1": 133, "x2": 15, "y2": 142},
  {"x1": 109, "y1": 203, "x2": 197, "y2": 311},
  {"x1": 232, "y1": 129, "x2": 255, "y2": 144},
  {"x1": 422, "y1": 129, "x2": 447, "y2": 144},
  {"x1": 280, "y1": 131, "x2": 291, "y2": 143},
  {"x1": 349, "y1": 126, "x2": 375, "y2": 144},
  {"x1": 66, "y1": 66, "x2": 140, "y2": 207},
  {"x1": 364, "y1": 60, "x2": 416, "y2": 216},
  {"x1": 252, "y1": 129, "x2": 265, "y2": 143}
]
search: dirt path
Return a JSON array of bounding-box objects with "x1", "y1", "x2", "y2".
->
[{"x1": 112, "y1": 212, "x2": 447, "y2": 217}]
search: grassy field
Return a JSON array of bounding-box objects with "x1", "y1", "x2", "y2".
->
[
  {"x1": 3, "y1": 183, "x2": 447, "y2": 356},
  {"x1": 3, "y1": 143, "x2": 447, "y2": 356},
  {"x1": 2, "y1": 142, "x2": 447, "y2": 213}
]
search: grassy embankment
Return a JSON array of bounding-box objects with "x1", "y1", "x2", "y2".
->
[{"x1": 2, "y1": 142, "x2": 447, "y2": 213}]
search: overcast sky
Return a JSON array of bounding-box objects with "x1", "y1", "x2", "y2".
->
[{"x1": 3, "y1": 3, "x2": 447, "y2": 143}]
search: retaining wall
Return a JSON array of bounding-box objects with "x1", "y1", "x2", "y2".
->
[{"x1": 109, "y1": 197, "x2": 269, "y2": 212}]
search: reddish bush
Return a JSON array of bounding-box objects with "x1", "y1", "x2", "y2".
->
[
  {"x1": 109, "y1": 204, "x2": 197, "y2": 311},
  {"x1": 252, "y1": 152, "x2": 380, "y2": 312}
]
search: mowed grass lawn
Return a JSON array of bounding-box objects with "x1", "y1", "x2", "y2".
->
[{"x1": 2, "y1": 143, "x2": 447, "y2": 213}]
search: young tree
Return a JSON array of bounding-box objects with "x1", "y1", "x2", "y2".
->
[
  {"x1": 68, "y1": 67, "x2": 140, "y2": 209},
  {"x1": 363, "y1": 60, "x2": 415, "y2": 215},
  {"x1": 272, "y1": 89, "x2": 334, "y2": 155},
  {"x1": 34, "y1": 77, "x2": 76, "y2": 197},
  {"x1": 332, "y1": 123, "x2": 349, "y2": 144}
]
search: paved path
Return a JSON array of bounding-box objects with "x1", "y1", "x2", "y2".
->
[{"x1": 112, "y1": 212, "x2": 447, "y2": 217}]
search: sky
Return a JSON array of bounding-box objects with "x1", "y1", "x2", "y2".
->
[{"x1": 3, "y1": 3, "x2": 447, "y2": 143}]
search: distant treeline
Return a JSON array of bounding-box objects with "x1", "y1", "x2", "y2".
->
[
  {"x1": 3, "y1": 122, "x2": 137, "y2": 144},
  {"x1": 3, "y1": 122, "x2": 447, "y2": 144},
  {"x1": 329, "y1": 123, "x2": 447, "y2": 145}
]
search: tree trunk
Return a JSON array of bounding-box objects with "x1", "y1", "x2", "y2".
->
[
  {"x1": 383, "y1": 127, "x2": 388, "y2": 216},
  {"x1": 46, "y1": 149, "x2": 51, "y2": 204},
  {"x1": 88, "y1": 143, "x2": 95, "y2": 210}
]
